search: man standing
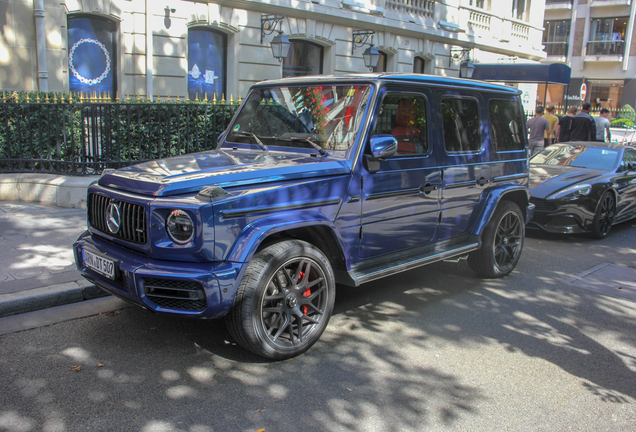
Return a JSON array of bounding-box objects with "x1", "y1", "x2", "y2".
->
[
  {"x1": 594, "y1": 108, "x2": 611, "y2": 142},
  {"x1": 570, "y1": 102, "x2": 597, "y2": 141},
  {"x1": 527, "y1": 106, "x2": 551, "y2": 156},
  {"x1": 555, "y1": 106, "x2": 578, "y2": 142},
  {"x1": 543, "y1": 105, "x2": 559, "y2": 147}
]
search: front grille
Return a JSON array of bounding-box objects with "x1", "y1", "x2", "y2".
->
[
  {"x1": 89, "y1": 194, "x2": 147, "y2": 244},
  {"x1": 530, "y1": 198, "x2": 557, "y2": 212},
  {"x1": 143, "y1": 278, "x2": 207, "y2": 311}
]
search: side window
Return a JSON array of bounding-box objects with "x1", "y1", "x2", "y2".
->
[
  {"x1": 372, "y1": 94, "x2": 429, "y2": 155},
  {"x1": 441, "y1": 97, "x2": 482, "y2": 153},
  {"x1": 489, "y1": 99, "x2": 524, "y2": 151},
  {"x1": 620, "y1": 149, "x2": 636, "y2": 171}
]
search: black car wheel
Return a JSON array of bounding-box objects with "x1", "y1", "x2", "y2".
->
[
  {"x1": 226, "y1": 240, "x2": 335, "y2": 360},
  {"x1": 591, "y1": 191, "x2": 616, "y2": 239},
  {"x1": 468, "y1": 201, "x2": 524, "y2": 278}
]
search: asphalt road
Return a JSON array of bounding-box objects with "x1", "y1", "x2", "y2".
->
[{"x1": 1, "y1": 223, "x2": 635, "y2": 432}]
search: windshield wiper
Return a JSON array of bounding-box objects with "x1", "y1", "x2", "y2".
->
[
  {"x1": 277, "y1": 137, "x2": 326, "y2": 156},
  {"x1": 231, "y1": 131, "x2": 268, "y2": 151}
]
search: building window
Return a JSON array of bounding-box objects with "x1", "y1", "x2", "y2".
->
[
  {"x1": 543, "y1": 20, "x2": 570, "y2": 56},
  {"x1": 67, "y1": 16, "x2": 118, "y2": 97},
  {"x1": 283, "y1": 41, "x2": 323, "y2": 78},
  {"x1": 470, "y1": 0, "x2": 486, "y2": 8},
  {"x1": 588, "y1": 18, "x2": 628, "y2": 56},
  {"x1": 511, "y1": 0, "x2": 527, "y2": 21},
  {"x1": 588, "y1": 80, "x2": 624, "y2": 110},
  {"x1": 373, "y1": 52, "x2": 388, "y2": 73},
  {"x1": 413, "y1": 57, "x2": 425, "y2": 74},
  {"x1": 188, "y1": 28, "x2": 227, "y2": 101}
]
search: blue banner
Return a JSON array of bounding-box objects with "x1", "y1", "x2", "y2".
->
[
  {"x1": 68, "y1": 17, "x2": 116, "y2": 95},
  {"x1": 188, "y1": 29, "x2": 226, "y2": 101}
]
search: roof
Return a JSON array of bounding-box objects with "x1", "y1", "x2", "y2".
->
[
  {"x1": 471, "y1": 63, "x2": 571, "y2": 85},
  {"x1": 551, "y1": 141, "x2": 629, "y2": 150},
  {"x1": 255, "y1": 73, "x2": 522, "y2": 95}
]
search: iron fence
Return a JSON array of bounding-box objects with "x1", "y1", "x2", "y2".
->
[{"x1": 0, "y1": 99, "x2": 239, "y2": 176}]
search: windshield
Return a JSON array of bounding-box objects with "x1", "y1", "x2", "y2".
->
[
  {"x1": 226, "y1": 84, "x2": 372, "y2": 151},
  {"x1": 530, "y1": 145, "x2": 620, "y2": 171}
]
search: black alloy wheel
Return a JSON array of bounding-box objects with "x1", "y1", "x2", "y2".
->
[
  {"x1": 226, "y1": 240, "x2": 335, "y2": 360},
  {"x1": 468, "y1": 201, "x2": 524, "y2": 278},
  {"x1": 591, "y1": 191, "x2": 616, "y2": 239}
]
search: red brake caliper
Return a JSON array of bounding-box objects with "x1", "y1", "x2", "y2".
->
[{"x1": 299, "y1": 270, "x2": 310, "y2": 315}]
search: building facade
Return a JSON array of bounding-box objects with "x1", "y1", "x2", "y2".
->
[
  {"x1": 543, "y1": 0, "x2": 636, "y2": 109},
  {"x1": 1, "y1": 0, "x2": 547, "y2": 100}
]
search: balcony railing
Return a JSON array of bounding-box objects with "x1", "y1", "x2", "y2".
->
[
  {"x1": 384, "y1": 0, "x2": 435, "y2": 18},
  {"x1": 544, "y1": 41, "x2": 568, "y2": 56},
  {"x1": 511, "y1": 22, "x2": 530, "y2": 40},
  {"x1": 587, "y1": 40, "x2": 625, "y2": 56},
  {"x1": 468, "y1": 10, "x2": 492, "y2": 33}
]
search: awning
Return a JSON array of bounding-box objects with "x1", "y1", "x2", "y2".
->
[{"x1": 471, "y1": 63, "x2": 571, "y2": 85}]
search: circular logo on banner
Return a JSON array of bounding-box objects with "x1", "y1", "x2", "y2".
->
[
  {"x1": 68, "y1": 38, "x2": 111, "y2": 86},
  {"x1": 580, "y1": 83, "x2": 587, "y2": 101}
]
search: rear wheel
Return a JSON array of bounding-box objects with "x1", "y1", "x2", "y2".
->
[
  {"x1": 590, "y1": 191, "x2": 615, "y2": 239},
  {"x1": 468, "y1": 201, "x2": 524, "y2": 278},
  {"x1": 226, "y1": 240, "x2": 335, "y2": 360}
]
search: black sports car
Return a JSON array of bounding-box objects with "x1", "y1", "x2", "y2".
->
[{"x1": 528, "y1": 142, "x2": 636, "y2": 238}]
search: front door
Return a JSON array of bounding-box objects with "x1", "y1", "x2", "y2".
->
[{"x1": 360, "y1": 89, "x2": 441, "y2": 258}]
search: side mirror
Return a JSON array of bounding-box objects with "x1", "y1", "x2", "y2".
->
[
  {"x1": 370, "y1": 135, "x2": 398, "y2": 159},
  {"x1": 364, "y1": 135, "x2": 398, "y2": 173}
]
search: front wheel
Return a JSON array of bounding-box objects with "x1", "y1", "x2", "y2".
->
[
  {"x1": 468, "y1": 201, "x2": 524, "y2": 278},
  {"x1": 226, "y1": 240, "x2": 335, "y2": 360},
  {"x1": 590, "y1": 191, "x2": 615, "y2": 239}
]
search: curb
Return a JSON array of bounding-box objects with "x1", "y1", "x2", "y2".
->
[
  {"x1": 0, "y1": 173, "x2": 99, "y2": 209},
  {"x1": 0, "y1": 279, "x2": 110, "y2": 318}
]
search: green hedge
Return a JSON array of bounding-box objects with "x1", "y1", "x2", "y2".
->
[
  {"x1": 610, "y1": 118, "x2": 634, "y2": 128},
  {"x1": 0, "y1": 91, "x2": 239, "y2": 175},
  {"x1": 616, "y1": 104, "x2": 636, "y2": 123}
]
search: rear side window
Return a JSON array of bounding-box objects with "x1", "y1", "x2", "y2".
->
[
  {"x1": 441, "y1": 97, "x2": 481, "y2": 153},
  {"x1": 489, "y1": 99, "x2": 524, "y2": 151},
  {"x1": 373, "y1": 93, "x2": 429, "y2": 155}
]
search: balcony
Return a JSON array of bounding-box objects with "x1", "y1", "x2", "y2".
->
[
  {"x1": 590, "y1": 0, "x2": 631, "y2": 7},
  {"x1": 544, "y1": 41, "x2": 568, "y2": 56},
  {"x1": 384, "y1": 0, "x2": 435, "y2": 19},
  {"x1": 545, "y1": 0, "x2": 573, "y2": 9},
  {"x1": 584, "y1": 40, "x2": 625, "y2": 62},
  {"x1": 587, "y1": 40, "x2": 625, "y2": 56}
]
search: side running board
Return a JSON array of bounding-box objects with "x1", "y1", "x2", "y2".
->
[{"x1": 348, "y1": 237, "x2": 481, "y2": 286}]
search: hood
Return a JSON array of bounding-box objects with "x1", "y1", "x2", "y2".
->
[
  {"x1": 98, "y1": 149, "x2": 351, "y2": 196},
  {"x1": 529, "y1": 164, "x2": 602, "y2": 199}
]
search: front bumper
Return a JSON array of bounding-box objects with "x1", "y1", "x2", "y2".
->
[
  {"x1": 526, "y1": 199, "x2": 594, "y2": 234},
  {"x1": 73, "y1": 231, "x2": 244, "y2": 319}
]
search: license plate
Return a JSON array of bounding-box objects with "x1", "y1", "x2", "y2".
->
[{"x1": 83, "y1": 249, "x2": 116, "y2": 280}]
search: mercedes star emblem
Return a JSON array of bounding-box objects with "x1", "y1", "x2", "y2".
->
[{"x1": 106, "y1": 202, "x2": 121, "y2": 234}]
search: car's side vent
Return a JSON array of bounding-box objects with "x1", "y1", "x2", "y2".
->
[
  {"x1": 143, "y1": 278, "x2": 207, "y2": 311},
  {"x1": 88, "y1": 193, "x2": 147, "y2": 244}
]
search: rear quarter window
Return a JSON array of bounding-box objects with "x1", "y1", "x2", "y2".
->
[{"x1": 489, "y1": 99, "x2": 525, "y2": 152}]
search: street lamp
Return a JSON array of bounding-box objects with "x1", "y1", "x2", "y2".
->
[
  {"x1": 352, "y1": 30, "x2": 380, "y2": 71},
  {"x1": 459, "y1": 58, "x2": 475, "y2": 78},
  {"x1": 261, "y1": 14, "x2": 291, "y2": 63}
]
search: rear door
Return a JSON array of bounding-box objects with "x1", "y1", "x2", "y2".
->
[
  {"x1": 435, "y1": 92, "x2": 491, "y2": 240},
  {"x1": 359, "y1": 87, "x2": 441, "y2": 258}
]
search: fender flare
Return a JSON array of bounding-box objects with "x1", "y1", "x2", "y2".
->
[
  {"x1": 224, "y1": 210, "x2": 348, "y2": 264},
  {"x1": 472, "y1": 185, "x2": 530, "y2": 236}
]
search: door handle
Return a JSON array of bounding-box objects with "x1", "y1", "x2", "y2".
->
[
  {"x1": 420, "y1": 184, "x2": 438, "y2": 194},
  {"x1": 476, "y1": 177, "x2": 489, "y2": 187}
]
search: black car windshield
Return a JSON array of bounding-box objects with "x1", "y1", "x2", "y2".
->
[
  {"x1": 226, "y1": 84, "x2": 371, "y2": 151},
  {"x1": 530, "y1": 145, "x2": 620, "y2": 171}
]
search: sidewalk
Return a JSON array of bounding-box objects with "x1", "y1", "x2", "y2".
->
[{"x1": 0, "y1": 174, "x2": 104, "y2": 318}]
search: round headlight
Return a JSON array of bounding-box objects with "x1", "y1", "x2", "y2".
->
[{"x1": 166, "y1": 209, "x2": 194, "y2": 244}]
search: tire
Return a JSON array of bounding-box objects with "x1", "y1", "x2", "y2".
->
[
  {"x1": 468, "y1": 201, "x2": 524, "y2": 278},
  {"x1": 225, "y1": 240, "x2": 335, "y2": 360},
  {"x1": 590, "y1": 191, "x2": 615, "y2": 239}
]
